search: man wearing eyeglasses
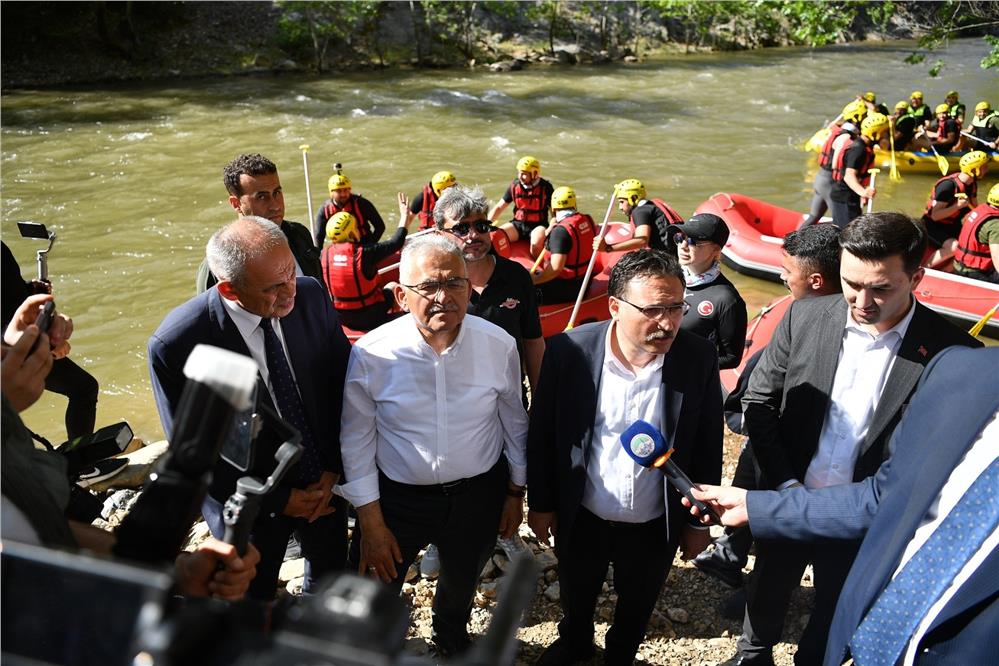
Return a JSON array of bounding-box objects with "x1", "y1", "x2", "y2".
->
[
  {"x1": 338, "y1": 234, "x2": 529, "y2": 659},
  {"x1": 670, "y1": 213, "x2": 747, "y2": 370},
  {"x1": 527, "y1": 249, "x2": 723, "y2": 666}
]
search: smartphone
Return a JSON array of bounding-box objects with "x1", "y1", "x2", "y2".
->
[
  {"x1": 17, "y1": 221, "x2": 49, "y2": 240},
  {"x1": 35, "y1": 300, "x2": 55, "y2": 334}
]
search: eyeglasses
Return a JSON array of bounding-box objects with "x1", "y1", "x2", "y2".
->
[
  {"x1": 401, "y1": 277, "x2": 471, "y2": 297},
  {"x1": 444, "y1": 220, "x2": 493, "y2": 237},
  {"x1": 673, "y1": 232, "x2": 704, "y2": 247},
  {"x1": 617, "y1": 297, "x2": 690, "y2": 320}
]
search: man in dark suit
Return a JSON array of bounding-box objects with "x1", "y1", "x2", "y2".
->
[
  {"x1": 727, "y1": 212, "x2": 981, "y2": 666},
  {"x1": 689, "y1": 345, "x2": 998, "y2": 666},
  {"x1": 527, "y1": 249, "x2": 723, "y2": 666},
  {"x1": 150, "y1": 215, "x2": 350, "y2": 601},
  {"x1": 196, "y1": 153, "x2": 324, "y2": 293}
]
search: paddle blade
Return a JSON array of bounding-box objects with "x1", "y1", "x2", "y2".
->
[
  {"x1": 969, "y1": 302, "x2": 999, "y2": 338},
  {"x1": 936, "y1": 154, "x2": 949, "y2": 176}
]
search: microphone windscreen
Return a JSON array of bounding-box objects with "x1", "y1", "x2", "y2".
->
[{"x1": 620, "y1": 420, "x2": 668, "y2": 467}]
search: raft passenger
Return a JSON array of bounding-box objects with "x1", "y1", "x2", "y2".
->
[
  {"x1": 889, "y1": 100, "x2": 917, "y2": 151},
  {"x1": 829, "y1": 113, "x2": 889, "y2": 229},
  {"x1": 952, "y1": 183, "x2": 999, "y2": 284},
  {"x1": 532, "y1": 185, "x2": 596, "y2": 304},
  {"x1": 803, "y1": 100, "x2": 867, "y2": 227},
  {"x1": 489, "y1": 155, "x2": 555, "y2": 259},
  {"x1": 960, "y1": 100, "x2": 999, "y2": 151},
  {"x1": 925, "y1": 102, "x2": 960, "y2": 153},
  {"x1": 314, "y1": 167, "x2": 385, "y2": 246},
  {"x1": 944, "y1": 89, "x2": 966, "y2": 127},
  {"x1": 595, "y1": 178, "x2": 683, "y2": 254},
  {"x1": 922, "y1": 150, "x2": 990, "y2": 266},
  {"x1": 409, "y1": 170, "x2": 457, "y2": 231},
  {"x1": 907, "y1": 90, "x2": 933, "y2": 129}
]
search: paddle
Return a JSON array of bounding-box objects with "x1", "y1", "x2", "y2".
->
[
  {"x1": 961, "y1": 131, "x2": 997, "y2": 151},
  {"x1": 530, "y1": 250, "x2": 546, "y2": 274},
  {"x1": 565, "y1": 194, "x2": 616, "y2": 331},
  {"x1": 888, "y1": 117, "x2": 901, "y2": 182},
  {"x1": 866, "y1": 168, "x2": 880, "y2": 214},
  {"x1": 922, "y1": 134, "x2": 950, "y2": 176},
  {"x1": 969, "y1": 301, "x2": 999, "y2": 338},
  {"x1": 299, "y1": 144, "x2": 317, "y2": 245}
]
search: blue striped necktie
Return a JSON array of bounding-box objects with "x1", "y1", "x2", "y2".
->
[
  {"x1": 260, "y1": 318, "x2": 322, "y2": 484},
  {"x1": 849, "y1": 456, "x2": 999, "y2": 665}
]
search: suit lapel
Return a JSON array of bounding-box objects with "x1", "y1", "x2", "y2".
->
[
  {"x1": 208, "y1": 289, "x2": 274, "y2": 411},
  {"x1": 580, "y1": 322, "x2": 609, "y2": 466},
  {"x1": 659, "y1": 349, "x2": 682, "y2": 449}
]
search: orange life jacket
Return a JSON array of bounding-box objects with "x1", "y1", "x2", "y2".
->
[
  {"x1": 511, "y1": 180, "x2": 551, "y2": 226},
  {"x1": 818, "y1": 125, "x2": 845, "y2": 169},
  {"x1": 417, "y1": 183, "x2": 438, "y2": 231},
  {"x1": 323, "y1": 195, "x2": 369, "y2": 239},
  {"x1": 953, "y1": 203, "x2": 998, "y2": 273},
  {"x1": 923, "y1": 174, "x2": 977, "y2": 226},
  {"x1": 831, "y1": 138, "x2": 874, "y2": 185},
  {"x1": 321, "y1": 243, "x2": 383, "y2": 310},
  {"x1": 546, "y1": 213, "x2": 596, "y2": 279}
]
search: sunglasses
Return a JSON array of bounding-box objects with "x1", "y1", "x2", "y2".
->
[
  {"x1": 617, "y1": 297, "x2": 690, "y2": 320},
  {"x1": 672, "y1": 232, "x2": 705, "y2": 247},
  {"x1": 445, "y1": 220, "x2": 493, "y2": 237},
  {"x1": 402, "y1": 277, "x2": 471, "y2": 297}
]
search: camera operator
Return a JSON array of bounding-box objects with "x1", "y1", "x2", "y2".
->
[{"x1": 2, "y1": 294, "x2": 260, "y2": 601}]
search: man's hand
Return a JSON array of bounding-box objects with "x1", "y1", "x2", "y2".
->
[
  {"x1": 1, "y1": 326, "x2": 53, "y2": 411},
  {"x1": 397, "y1": 191, "x2": 411, "y2": 227},
  {"x1": 356, "y1": 502, "x2": 402, "y2": 583},
  {"x1": 497, "y1": 495, "x2": 524, "y2": 539},
  {"x1": 679, "y1": 525, "x2": 712, "y2": 560},
  {"x1": 305, "y1": 471, "x2": 339, "y2": 523},
  {"x1": 527, "y1": 510, "x2": 557, "y2": 547},
  {"x1": 682, "y1": 485, "x2": 750, "y2": 528},
  {"x1": 3, "y1": 294, "x2": 73, "y2": 357},
  {"x1": 593, "y1": 237, "x2": 609, "y2": 253},
  {"x1": 175, "y1": 538, "x2": 261, "y2": 601},
  {"x1": 283, "y1": 487, "x2": 325, "y2": 518}
]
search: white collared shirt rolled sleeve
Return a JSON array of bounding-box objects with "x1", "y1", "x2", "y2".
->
[
  {"x1": 338, "y1": 344, "x2": 382, "y2": 507},
  {"x1": 498, "y1": 340, "x2": 528, "y2": 486}
]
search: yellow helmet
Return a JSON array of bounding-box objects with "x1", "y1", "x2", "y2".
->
[
  {"x1": 326, "y1": 211, "x2": 358, "y2": 242},
  {"x1": 988, "y1": 183, "x2": 999, "y2": 208},
  {"x1": 842, "y1": 100, "x2": 867, "y2": 123},
  {"x1": 328, "y1": 173, "x2": 352, "y2": 193},
  {"x1": 551, "y1": 186, "x2": 577, "y2": 210},
  {"x1": 976, "y1": 101, "x2": 992, "y2": 112},
  {"x1": 946, "y1": 90, "x2": 959, "y2": 99},
  {"x1": 431, "y1": 170, "x2": 456, "y2": 196},
  {"x1": 516, "y1": 155, "x2": 541, "y2": 177},
  {"x1": 861, "y1": 91, "x2": 876, "y2": 103},
  {"x1": 910, "y1": 90, "x2": 923, "y2": 100},
  {"x1": 959, "y1": 151, "x2": 989, "y2": 178},
  {"x1": 894, "y1": 100, "x2": 909, "y2": 111},
  {"x1": 861, "y1": 113, "x2": 889, "y2": 140},
  {"x1": 614, "y1": 178, "x2": 646, "y2": 205},
  {"x1": 934, "y1": 103, "x2": 950, "y2": 114}
]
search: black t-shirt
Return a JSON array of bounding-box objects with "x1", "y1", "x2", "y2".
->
[
  {"x1": 831, "y1": 140, "x2": 870, "y2": 202},
  {"x1": 409, "y1": 191, "x2": 426, "y2": 215},
  {"x1": 467, "y1": 256, "x2": 543, "y2": 350},
  {"x1": 680, "y1": 272, "x2": 747, "y2": 370},
  {"x1": 630, "y1": 202, "x2": 669, "y2": 251},
  {"x1": 895, "y1": 114, "x2": 917, "y2": 144},
  {"x1": 315, "y1": 195, "x2": 385, "y2": 246},
  {"x1": 545, "y1": 225, "x2": 573, "y2": 254},
  {"x1": 931, "y1": 117, "x2": 959, "y2": 150}
]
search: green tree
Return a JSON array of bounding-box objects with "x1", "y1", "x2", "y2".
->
[
  {"x1": 902, "y1": 0, "x2": 999, "y2": 76},
  {"x1": 276, "y1": 1, "x2": 380, "y2": 72}
]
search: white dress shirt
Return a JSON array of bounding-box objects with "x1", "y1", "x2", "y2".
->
[
  {"x1": 802, "y1": 301, "x2": 915, "y2": 489},
  {"x1": 900, "y1": 409, "x2": 999, "y2": 666},
  {"x1": 337, "y1": 313, "x2": 528, "y2": 507},
  {"x1": 581, "y1": 322, "x2": 667, "y2": 523}
]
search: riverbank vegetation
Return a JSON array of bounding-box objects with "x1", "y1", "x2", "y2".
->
[{"x1": 1, "y1": 1, "x2": 996, "y2": 88}]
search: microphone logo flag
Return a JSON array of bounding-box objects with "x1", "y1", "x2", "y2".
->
[{"x1": 629, "y1": 433, "x2": 656, "y2": 458}]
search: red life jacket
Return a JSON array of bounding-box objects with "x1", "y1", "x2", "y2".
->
[
  {"x1": 831, "y1": 138, "x2": 874, "y2": 185},
  {"x1": 627, "y1": 199, "x2": 684, "y2": 247},
  {"x1": 818, "y1": 125, "x2": 845, "y2": 169},
  {"x1": 649, "y1": 198, "x2": 684, "y2": 224},
  {"x1": 417, "y1": 183, "x2": 438, "y2": 231},
  {"x1": 953, "y1": 203, "x2": 998, "y2": 272},
  {"x1": 511, "y1": 179, "x2": 551, "y2": 226},
  {"x1": 323, "y1": 195, "x2": 369, "y2": 239},
  {"x1": 923, "y1": 174, "x2": 977, "y2": 226},
  {"x1": 321, "y1": 243, "x2": 383, "y2": 310},
  {"x1": 546, "y1": 213, "x2": 596, "y2": 279}
]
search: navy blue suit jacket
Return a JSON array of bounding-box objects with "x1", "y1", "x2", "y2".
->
[
  {"x1": 527, "y1": 320, "x2": 723, "y2": 545},
  {"x1": 148, "y1": 277, "x2": 350, "y2": 516},
  {"x1": 748, "y1": 346, "x2": 999, "y2": 665}
]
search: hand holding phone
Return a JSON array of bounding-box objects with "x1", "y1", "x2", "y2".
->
[{"x1": 30, "y1": 301, "x2": 55, "y2": 354}]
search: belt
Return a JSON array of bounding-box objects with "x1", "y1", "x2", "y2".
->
[{"x1": 379, "y1": 458, "x2": 503, "y2": 497}]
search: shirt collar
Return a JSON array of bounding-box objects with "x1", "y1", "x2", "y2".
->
[
  {"x1": 844, "y1": 296, "x2": 916, "y2": 343},
  {"x1": 221, "y1": 294, "x2": 266, "y2": 337},
  {"x1": 602, "y1": 320, "x2": 665, "y2": 378},
  {"x1": 404, "y1": 312, "x2": 467, "y2": 355}
]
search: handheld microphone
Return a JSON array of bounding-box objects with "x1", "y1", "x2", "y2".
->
[
  {"x1": 114, "y1": 344, "x2": 258, "y2": 563},
  {"x1": 619, "y1": 420, "x2": 719, "y2": 524}
]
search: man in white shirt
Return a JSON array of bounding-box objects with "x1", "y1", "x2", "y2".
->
[
  {"x1": 527, "y1": 249, "x2": 724, "y2": 666},
  {"x1": 725, "y1": 212, "x2": 981, "y2": 666},
  {"x1": 338, "y1": 234, "x2": 528, "y2": 658}
]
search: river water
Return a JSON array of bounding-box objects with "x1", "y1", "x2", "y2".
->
[{"x1": 2, "y1": 38, "x2": 995, "y2": 442}]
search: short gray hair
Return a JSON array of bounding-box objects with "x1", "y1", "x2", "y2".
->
[
  {"x1": 433, "y1": 185, "x2": 489, "y2": 229},
  {"x1": 206, "y1": 216, "x2": 288, "y2": 285},
  {"x1": 399, "y1": 234, "x2": 465, "y2": 283}
]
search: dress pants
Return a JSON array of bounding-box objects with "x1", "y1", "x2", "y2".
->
[
  {"x1": 348, "y1": 458, "x2": 508, "y2": 653},
  {"x1": 202, "y1": 493, "x2": 348, "y2": 601},
  {"x1": 738, "y1": 537, "x2": 860, "y2": 665},
  {"x1": 829, "y1": 197, "x2": 861, "y2": 230},
  {"x1": 555, "y1": 507, "x2": 676, "y2": 666}
]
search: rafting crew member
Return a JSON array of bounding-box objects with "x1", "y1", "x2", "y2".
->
[
  {"x1": 858, "y1": 91, "x2": 889, "y2": 116},
  {"x1": 596, "y1": 178, "x2": 684, "y2": 253},
  {"x1": 693, "y1": 223, "x2": 843, "y2": 613},
  {"x1": 670, "y1": 214, "x2": 747, "y2": 371},
  {"x1": 198, "y1": 153, "x2": 324, "y2": 293},
  {"x1": 315, "y1": 166, "x2": 385, "y2": 247},
  {"x1": 907, "y1": 90, "x2": 933, "y2": 129},
  {"x1": 959, "y1": 100, "x2": 999, "y2": 151},
  {"x1": 803, "y1": 100, "x2": 867, "y2": 227},
  {"x1": 435, "y1": 185, "x2": 545, "y2": 395},
  {"x1": 408, "y1": 170, "x2": 457, "y2": 231},
  {"x1": 532, "y1": 185, "x2": 596, "y2": 304},
  {"x1": 829, "y1": 112, "x2": 889, "y2": 229},
  {"x1": 721, "y1": 212, "x2": 981, "y2": 666},
  {"x1": 339, "y1": 234, "x2": 528, "y2": 659},
  {"x1": 489, "y1": 155, "x2": 555, "y2": 258},
  {"x1": 921, "y1": 150, "x2": 989, "y2": 266},
  {"x1": 321, "y1": 193, "x2": 409, "y2": 332},
  {"x1": 944, "y1": 89, "x2": 966, "y2": 127},
  {"x1": 889, "y1": 100, "x2": 918, "y2": 150},
  {"x1": 924, "y1": 102, "x2": 960, "y2": 153},
  {"x1": 952, "y1": 182, "x2": 999, "y2": 284}
]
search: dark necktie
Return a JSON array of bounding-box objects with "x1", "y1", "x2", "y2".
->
[
  {"x1": 849, "y1": 456, "x2": 999, "y2": 665},
  {"x1": 260, "y1": 318, "x2": 322, "y2": 484}
]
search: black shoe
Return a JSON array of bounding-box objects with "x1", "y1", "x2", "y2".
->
[
  {"x1": 719, "y1": 587, "x2": 747, "y2": 620},
  {"x1": 718, "y1": 651, "x2": 775, "y2": 666},
  {"x1": 430, "y1": 634, "x2": 472, "y2": 660},
  {"x1": 536, "y1": 638, "x2": 597, "y2": 665},
  {"x1": 692, "y1": 549, "x2": 744, "y2": 588},
  {"x1": 75, "y1": 458, "x2": 128, "y2": 488}
]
